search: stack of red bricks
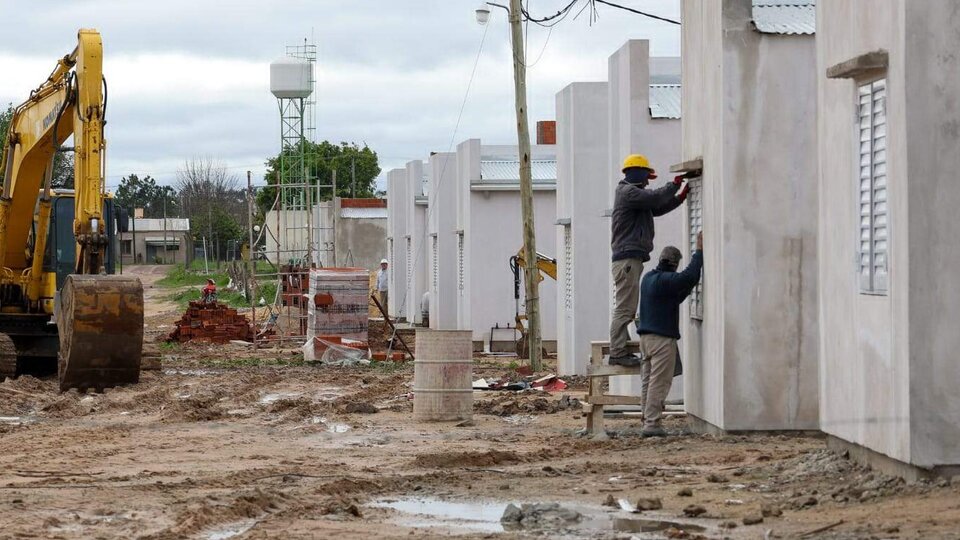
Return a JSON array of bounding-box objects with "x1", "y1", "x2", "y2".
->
[{"x1": 168, "y1": 301, "x2": 254, "y2": 344}]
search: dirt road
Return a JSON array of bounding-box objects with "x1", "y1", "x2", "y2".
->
[{"x1": 0, "y1": 268, "x2": 956, "y2": 538}]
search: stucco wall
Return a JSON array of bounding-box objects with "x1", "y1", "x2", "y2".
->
[
  {"x1": 404, "y1": 160, "x2": 428, "y2": 324},
  {"x1": 428, "y1": 152, "x2": 459, "y2": 330},
  {"x1": 818, "y1": 0, "x2": 960, "y2": 467},
  {"x1": 334, "y1": 213, "x2": 386, "y2": 272},
  {"x1": 386, "y1": 168, "x2": 408, "y2": 319},
  {"x1": 903, "y1": 0, "x2": 960, "y2": 467},
  {"x1": 556, "y1": 82, "x2": 610, "y2": 375},
  {"x1": 606, "y1": 40, "x2": 684, "y2": 398},
  {"x1": 682, "y1": 0, "x2": 819, "y2": 431}
]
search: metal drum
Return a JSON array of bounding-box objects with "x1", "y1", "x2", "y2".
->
[{"x1": 413, "y1": 329, "x2": 473, "y2": 422}]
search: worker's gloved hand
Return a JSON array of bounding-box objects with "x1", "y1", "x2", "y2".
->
[
  {"x1": 673, "y1": 175, "x2": 685, "y2": 186},
  {"x1": 676, "y1": 182, "x2": 690, "y2": 201}
]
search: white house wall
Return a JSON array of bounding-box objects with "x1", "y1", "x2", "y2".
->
[
  {"x1": 386, "y1": 168, "x2": 408, "y2": 319},
  {"x1": 681, "y1": 0, "x2": 819, "y2": 432},
  {"x1": 818, "y1": 0, "x2": 960, "y2": 468},
  {"x1": 556, "y1": 81, "x2": 610, "y2": 376},
  {"x1": 428, "y1": 152, "x2": 459, "y2": 330},
  {"x1": 404, "y1": 160, "x2": 428, "y2": 324},
  {"x1": 606, "y1": 40, "x2": 684, "y2": 398}
]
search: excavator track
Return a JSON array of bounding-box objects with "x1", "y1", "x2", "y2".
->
[
  {"x1": 57, "y1": 275, "x2": 143, "y2": 392},
  {"x1": 0, "y1": 334, "x2": 18, "y2": 380}
]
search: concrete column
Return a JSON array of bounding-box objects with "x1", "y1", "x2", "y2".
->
[
  {"x1": 385, "y1": 168, "x2": 408, "y2": 320},
  {"x1": 404, "y1": 160, "x2": 428, "y2": 324},
  {"x1": 556, "y1": 81, "x2": 610, "y2": 375},
  {"x1": 428, "y1": 152, "x2": 458, "y2": 330}
]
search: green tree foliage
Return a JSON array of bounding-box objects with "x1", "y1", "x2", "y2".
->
[
  {"x1": 0, "y1": 103, "x2": 12, "y2": 155},
  {"x1": 115, "y1": 173, "x2": 177, "y2": 218},
  {"x1": 258, "y1": 141, "x2": 381, "y2": 213}
]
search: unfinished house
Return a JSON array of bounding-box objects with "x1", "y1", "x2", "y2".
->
[
  {"x1": 385, "y1": 168, "x2": 408, "y2": 320},
  {"x1": 817, "y1": 0, "x2": 960, "y2": 476},
  {"x1": 678, "y1": 0, "x2": 819, "y2": 432},
  {"x1": 455, "y1": 138, "x2": 558, "y2": 352},
  {"x1": 403, "y1": 160, "x2": 429, "y2": 325},
  {"x1": 427, "y1": 152, "x2": 458, "y2": 330},
  {"x1": 334, "y1": 198, "x2": 387, "y2": 270},
  {"x1": 555, "y1": 82, "x2": 609, "y2": 375},
  {"x1": 606, "y1": 40, "x2": 683, "y2": 401}
]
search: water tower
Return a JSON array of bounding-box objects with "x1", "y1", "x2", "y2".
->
[{"x1": 269, "y1": 55, "x2": 313, "y2": 266}]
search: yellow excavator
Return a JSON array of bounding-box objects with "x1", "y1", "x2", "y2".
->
[
  {"x1": 0, "y1": 29, "x2": 143, "y2": 391},
  {"x1": 509, "y1": 248, "x2": 556, "y2": 358}
]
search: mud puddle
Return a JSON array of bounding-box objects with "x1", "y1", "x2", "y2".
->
[
  {"x1": 373, "y1": 497, "x2": 721, "y2": 538},
  {"x1": 205, "y1": 518, "x2": 258, "y2": 539}
]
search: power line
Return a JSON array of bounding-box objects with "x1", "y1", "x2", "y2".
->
[{"x1": 592, "y1": 0, "x2": 680, "y2": 25}]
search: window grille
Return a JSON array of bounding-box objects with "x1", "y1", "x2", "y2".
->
[
  {"x1": 687, "y1": 177, "x2": 704, "y2": 320},
  {"x1": 457, "y1": 232, "x2": 465, "y2": 296},
  {"x1": 563, "y1": 225, "x2": 573, "y2": 313},
  {"x1": 431, "y1": 235, "x2": 439, "y2": 291},
  {"x1": 858, "y1": 79, "x2": 888, "y2": 294}
]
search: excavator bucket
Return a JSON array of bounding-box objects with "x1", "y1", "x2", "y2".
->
[{"x1": 56, "y1": 275, "x2": 143, "y2": 392}]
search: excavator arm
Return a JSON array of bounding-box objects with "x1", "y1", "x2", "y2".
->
[
  {"x1": 508, "y1": 248, "x2": 556, "y2": 358},
  {"x1": 0, "y1": 29, "x2": 142, "y2": 391}
]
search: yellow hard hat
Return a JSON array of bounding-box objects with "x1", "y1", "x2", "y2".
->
[{"x1": 622, "y1": 154, "x2": 656, "y2": 178}]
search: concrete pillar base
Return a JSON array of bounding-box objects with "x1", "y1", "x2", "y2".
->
[
  {"x1": 826, "y1": 436, "x2": 960, "y2": 483},
  {"x1": 685, "y1": 414, "x2": 822, "y2": 438}
]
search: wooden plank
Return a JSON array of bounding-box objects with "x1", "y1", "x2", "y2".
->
[
  {"x1": 587, "y1": 364, "x2": 645, "y2": 377},
  {"x1": 585, "y1": 395, "x2": 644, "y2": 406}
]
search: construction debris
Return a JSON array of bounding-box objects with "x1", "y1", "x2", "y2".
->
[{"x1": 167, "y1": 301, "x2": 253, "y2": 344}]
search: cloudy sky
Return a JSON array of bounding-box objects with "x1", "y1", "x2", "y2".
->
[{"x1": 0, "y1": 0, "x2": 680, "y2": 192}]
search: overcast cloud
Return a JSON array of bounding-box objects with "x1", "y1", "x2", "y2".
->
[{"x1": 0, "y1": 0, "x2": 679, "y2": 191}]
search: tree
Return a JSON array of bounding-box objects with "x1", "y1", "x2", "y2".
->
[
  {"x1": 259, "y1": 140, "x2": 381, "y2": 213},
  {"x1": 115, "y1": 174, "x2": 176, "y2": 218},
  {"x1": 176, "y1": 157, "x2": 247, "y2": 259}
]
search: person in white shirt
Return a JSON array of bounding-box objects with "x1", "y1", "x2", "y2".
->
[{"x1": 376, "y1": 258, "x2": 389, "y2": 315}]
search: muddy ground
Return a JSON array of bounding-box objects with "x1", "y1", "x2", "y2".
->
[{"x1": 0, "y1": 268, "x2": 957, "y2": 539}]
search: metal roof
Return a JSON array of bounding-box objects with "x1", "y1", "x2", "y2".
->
[
  {"x1": 752, "y1": 0, "x2": 816, "y2": 35},
  {"x1": 649, "y1": 84, "x2": 681, "y2": 119},
  {"x1": 477, "y1": 160, "x2": 556, "y2": 184}
]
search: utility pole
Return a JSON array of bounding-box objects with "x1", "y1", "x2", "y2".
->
[
  {"x1": 163, "y1": 196, "x2": 168, "y2": 265},
  {"x1": 508, "y1": 0, "x2": 542, "y2": 370},
  {"x1": 247, "y1": 171, "x2": 255, "y2": 303}
]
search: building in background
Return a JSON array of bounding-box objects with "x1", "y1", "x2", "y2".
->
[
  {"x1": 427, "y1": 152, "x2": 459, "y2": 330},
  {"x1": 678, "y1": 0, "x2": 819, "y2": 433},
  {"x1": 120, "y1": 218, "x2": 192, "y2": 266},
  {"x1": 555, "y1": 81, "x2": 609, "y2": 376},
  {"x1": 404, "y1": 160, "x2": 430, "y2": 325},
  {"x1": 455, "y1": 138, "x2": 558, "y2": 352},
  {"x1": 335, "y1": 198, "x2": 388, "y2": 271},
  {"x1": 386, "y1": 169, "x2": 409, "y2": 320},
  {"x1": 817, "y1": 0, "x2": 960, "y2": 477}
]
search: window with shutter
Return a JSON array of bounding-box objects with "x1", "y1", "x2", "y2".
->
[
  {"x1": 431, "y1": 235, "x2": 438, "y2": 291},
  {"x1": 457, "y1": 232, "x2": 465, "y2": 296},
  {"x1": 858, "y1": 78, "x2": 889, "y2": 295},
  {"x1": 687, "y1": 177, "x2": 704, "y2": 320},
  {"x1": 563, "y1": 225, "x2": 573, "y2": 313}
]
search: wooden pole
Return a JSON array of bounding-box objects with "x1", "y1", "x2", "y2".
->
[{"x1": 508, "y1": 0, "x2": 542, "y2": 371}]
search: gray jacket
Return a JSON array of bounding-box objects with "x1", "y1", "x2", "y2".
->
[{"x1": 611, "y1": 179, "x2": 682, "y2": 262}]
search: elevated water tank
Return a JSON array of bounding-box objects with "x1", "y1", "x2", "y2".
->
[{"x1": 270, "y1": 56, "x2": 312, "y2": 99}]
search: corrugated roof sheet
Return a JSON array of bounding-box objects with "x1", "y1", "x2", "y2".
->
[
  {"x1": 649, "y1": 84, "x2": 681, "y2": 119},
  {"x1": 341, "y1": 207, "x2": 387, "y2": 219},
  {"x1": 477, "y1": 160, "x2": 556, "y2": 184},
  {"x1": 752, "y1": 0, "x2": 816, "y2": 35}
]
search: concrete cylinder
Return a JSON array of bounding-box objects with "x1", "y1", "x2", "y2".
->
[{"x1": 413, "y1": 329, "x2": 473, "y2": 422}]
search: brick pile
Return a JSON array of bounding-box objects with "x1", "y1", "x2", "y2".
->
[
  {"x1": 168, "y1": 301, "x2": 254, "y2": 344},
  {"x1": 305, "y1": 268, "x2": 370, "y2": 359}
]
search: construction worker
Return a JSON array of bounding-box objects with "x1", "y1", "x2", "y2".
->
[
  {"x1": 609, "y1": 154, "x2": 692, "y2": 365},
  {"x1": 201, "y1": 278, "x2": 217, "y2": 304},
  {"x1": 377, "y1": 258, "x2": 389, "y2": 316},
  {"x1": 636, "y1": 232, "x2": 703, "y2": 437}
]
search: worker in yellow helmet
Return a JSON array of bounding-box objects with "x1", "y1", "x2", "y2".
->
[{"x1": 609, "y1": 154, "x2": 693, "y2": 366}]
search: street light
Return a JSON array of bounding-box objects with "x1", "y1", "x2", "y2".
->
[
  {"x1": 472, "y1": 0, "x2": 543, "y2": 371},
  {"x1": 475, "y1": 2, "x2": 509, "y2": 25}
]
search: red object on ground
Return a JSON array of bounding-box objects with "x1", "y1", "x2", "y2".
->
[{"x1": 167, "y1": 301, "x2": 253, "y2": 344}]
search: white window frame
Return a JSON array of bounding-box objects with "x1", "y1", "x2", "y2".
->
[
  {"x1": 456, "y1": 231, "x2": 465, "y2": 296},
  {"x1": 687, "y1": 176, "x2": 704, "y2": 320},
  {"x1": 857, "y1": 78, "x2": 889, "y2": 295}
]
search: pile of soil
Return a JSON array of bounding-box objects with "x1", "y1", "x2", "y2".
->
[
  {"x1": 474, "y1": 393, "x2": 580, "y2": 417},
  {"x1": 413, "y1": 450, "x2": 522, "y2": 469}
]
